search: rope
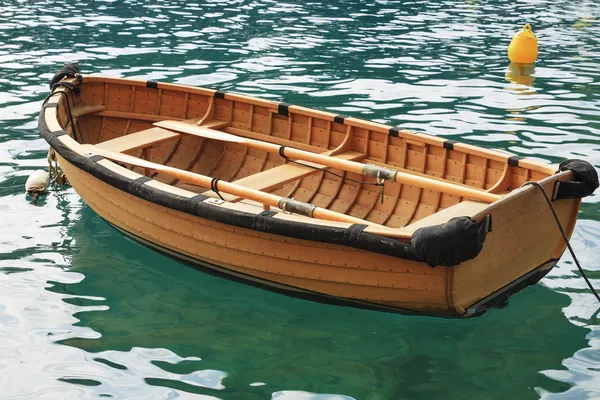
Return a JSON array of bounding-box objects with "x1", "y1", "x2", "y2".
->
[
  {"x1": 522, "y1": 181, "x2": 600, "y2": 303},
  {"x1": 62, "y1": 90, "x2": 78, "y2": 142},
  {"x1": 42, "y1": 82, "x2": 80, "y2": 141},
  {"x1": 210, "y1": 177, "x2": 225, "y2": 201},
  {"x1": 47, "y1": 148, "x2": 69, "y2": 186},
  {"x1": 54, "y1": 83, "x2": 79, "y2": 142},
  {"x1": 278, "y1": 145, "x2": 386, "y2": 188},
  {"x1": 51, "y1": 81, "x2": 80, "y2": 95},
  {"x1": 41, "y1": 80, "x2": 82, "y2": 187}
]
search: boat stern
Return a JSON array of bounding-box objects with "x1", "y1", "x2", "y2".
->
[{"x1": 449, "y1": 171, "x2": 583, "y2": 316}]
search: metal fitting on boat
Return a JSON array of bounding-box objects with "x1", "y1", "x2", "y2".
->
[
  {"x1": 362, "y1": 164, "x2": 398, "y2": 181},
  {"x1": 278, "y1": 198, "x2": 316, "y2": 217}
]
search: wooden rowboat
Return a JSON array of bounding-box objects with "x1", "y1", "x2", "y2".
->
[{"x1": 39, "y1": 64, "x2": 598, "y2": 317}]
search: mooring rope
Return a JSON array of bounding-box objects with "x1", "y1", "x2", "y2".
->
[
  {"x1": 522, "y1": 181, "x2": 600, "y2": 303},
  {"x1": 47, "y1": 148, "x2": 68, "y2": 186},
  {"x1": 42, "y1": 82, "x2": 81, "y2": 187},
  {"x1": 49, "y1": 82, "x2": 79, "y2": 142}
]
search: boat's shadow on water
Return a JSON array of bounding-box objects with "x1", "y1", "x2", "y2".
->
[{"x1": 45, "y1": 206, "x2": 587, "y2": 399}]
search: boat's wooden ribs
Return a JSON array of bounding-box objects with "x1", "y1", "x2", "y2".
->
[
  {"x1": 205, "y1": 151, "x2": 364, "y2": 202},
  {"x1": 72, "y1": 78, "x2": 554, "y2": 227}
]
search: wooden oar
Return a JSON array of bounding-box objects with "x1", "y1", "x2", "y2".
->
[
  {"x1": 82, "y1": 145, "x2": 413, "y2": 240},
  {"x1": 155, "y1": 120, "x2": 501, "y2": 203}
]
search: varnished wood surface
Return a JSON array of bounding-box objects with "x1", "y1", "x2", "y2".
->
[
  {"x1": 59, "y1": 153, "x2": 451, "y2": 313},
  {"x1": 208, "y1": 150, "x2": 364, "y2": 202},
  {"x1": 40, "y1": 76, "x2": 583, "y2": 316},
  {"x1": 68, "y1": 76, "x2": 558, "y2": 229}
]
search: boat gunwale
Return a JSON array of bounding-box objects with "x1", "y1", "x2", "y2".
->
[
  {"x1": 39, "y1": 76, "x2": 567, "y2": 266},
  {"x1": 79, "y1": 74, "x2": 558, "y2": 176}
]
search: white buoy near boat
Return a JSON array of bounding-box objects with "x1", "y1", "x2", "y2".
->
[{"x1": 25, "y1": 170, "x2": 49, "y2": 204}]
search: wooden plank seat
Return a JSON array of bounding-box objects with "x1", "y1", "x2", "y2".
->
[
  {"x1": 94, "y1": 120, "x2": 229, "y2": 153},
  {"x1": 203, "y1": 150, "x2": 365, "y2": 202},
  {"x1": 395, "y1": 200, "x2": 489, "y2": 235}
]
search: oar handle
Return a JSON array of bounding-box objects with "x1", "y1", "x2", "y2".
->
[{"x1": 394, "y1": 173, "x2": 501, "y2": 203}]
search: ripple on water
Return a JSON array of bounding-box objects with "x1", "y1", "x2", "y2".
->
[{"x1": 0, "y1": 0, "x2": 599, "y2": 398}]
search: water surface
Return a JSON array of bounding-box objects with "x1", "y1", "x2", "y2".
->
[{"x1": 0, "y1": 0, "x2": 599, "y2": 398}]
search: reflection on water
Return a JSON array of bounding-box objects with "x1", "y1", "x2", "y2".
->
[
  {"x1": 505, "y1": 63, "x2": 536, "y2": 92},
  {"x1": 0, "y1": 0, "x2": 599, "y2": 398}
]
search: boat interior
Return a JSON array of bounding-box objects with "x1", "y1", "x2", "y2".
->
[{"x1": 53, "y1": 77, "x2": 553, "y2": 230}]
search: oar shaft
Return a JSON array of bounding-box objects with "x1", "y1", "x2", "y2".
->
[
  {"x1": 394, "y1": 174, "x2": 500, "y2": 202},
  {"x1": 278, "y1": 146, "x2": 364, "y2": 174},
  {"x1": 281, "y1": 146, "x2": 499, "y2": 202},
  {"x1": 82, "y1": 145, "x2": 399, "y2": 233},
  {"x1": 254, "y1": 145, "x2": 500, "y2": 202}
]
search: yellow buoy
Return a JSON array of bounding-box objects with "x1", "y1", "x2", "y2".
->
[{"x1": 508, "y1": 23, "x2": 538, "y2": 64}]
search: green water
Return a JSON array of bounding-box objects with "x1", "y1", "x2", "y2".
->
[{"x1": 1, "y1": 0, "x2": 599, "y2": 398}]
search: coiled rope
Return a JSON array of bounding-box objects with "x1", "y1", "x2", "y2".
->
[{"x1": 47, "y1": 148, "x2": 68, "y2": 186}]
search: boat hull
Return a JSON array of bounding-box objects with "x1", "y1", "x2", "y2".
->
[
  {"x1": 58, "y1": 153, "x2": 579, "y2": 317},
  {"x1": 39, "y1": 71, "x2": 587, "y2": 317}
]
